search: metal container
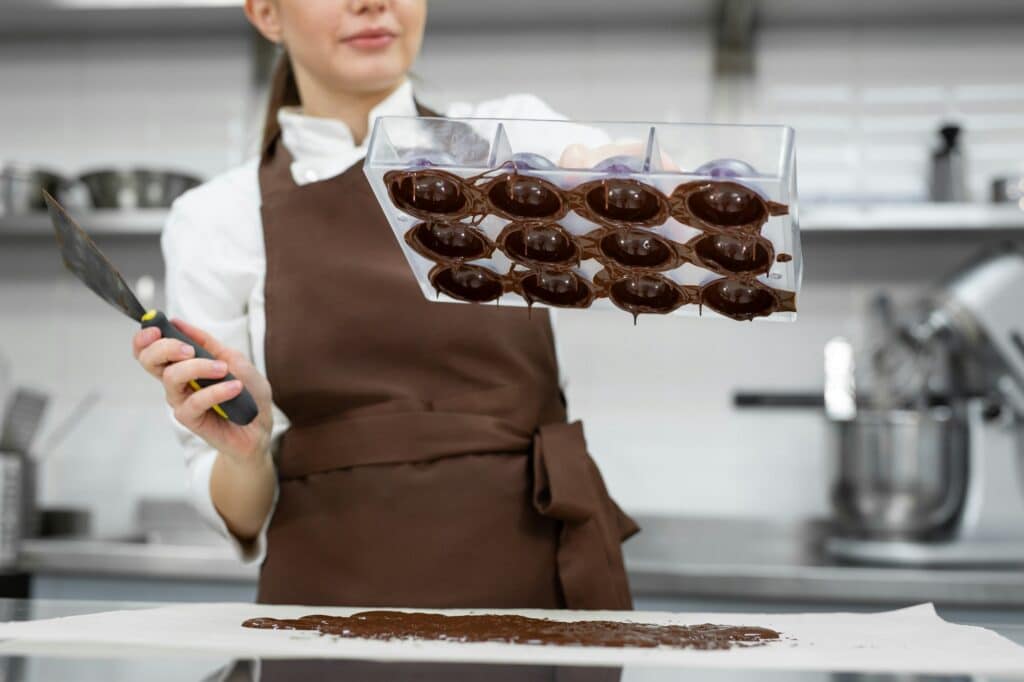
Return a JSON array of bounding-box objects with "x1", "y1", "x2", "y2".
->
[
  {"x1": 928, "y1": 124, "x2": 968, "y2": 202},
  {"x1": 78, "y1": 168, "x2": 201, "y2": 209},
  {"x1": 831, "y1": 407, "x2": 969, "y2": 541},
  {"x1": 0, "y1": 451, "x2": 24, "y2": 569},
  {"x1": 0, "y1": 163, "x2": 66, "y2": 215},
  {"x1": 991, "y1": 174, "x2": 1023, "y2": 204}
]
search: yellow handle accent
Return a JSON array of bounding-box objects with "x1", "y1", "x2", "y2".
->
[
  {"x1": 188, "y1": 380, "x2": 229, "y2": 420},
  {"x1": 141, "y1": 309, "x2": 157, "y2": 322}
]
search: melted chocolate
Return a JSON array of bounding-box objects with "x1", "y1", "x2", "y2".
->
[
  {"x1": 501, "y1": 224, "x2": 579, "y2": 267},
  {"x1": 519, "y1": 270, "x2": 593, "y2": 308},
  {"x1": 599, "y1": 228, "x2": 676, "y2": 270},
  {"x1": 388, "y1": 170, "x2": 468, "y2": 217},
  {"x1": 242, "y1": 611, "x2": 782, "y2": 650},
  {"x1": 383, "y1": 164, "x2": 797, "y2": 321},
  {"x1": 607, "y1": 274, "x2": 687, "y2": 320},
  {"x1": 430, "y1": 264, "x2": 505, "y2": 302},
  {"x1": 407, "y1": 222, "x2": 492, "y2": 261},
  {"x1": 691, "y1": 233, "x2": 772, "y2": 275},
  {"x1": 684, "y1": 181, "x2": 766, "y2": 228},
  {"x1": 486, "y1": 174, "x2": 564, "y2": 220},
  {"x1": 581, "y1": 179, "x2": 666, "y2": 226},
  {"x1": 701, "y1": 278, "x2": 777, "y2": 320}
]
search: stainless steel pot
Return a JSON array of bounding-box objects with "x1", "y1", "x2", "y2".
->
[
  {"x1": 0, "y1": 164, "x2": 66, "y2": 215},
  {"x1": 831, "y1": 407, "x2": 969, "y2": 541},
  {"x1": 78, "y1": 168, "x2": 201, "y2": 209}
]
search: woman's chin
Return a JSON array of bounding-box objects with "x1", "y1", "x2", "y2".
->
[{"x1": 329, "y1": 60, "x2": 409, "y2": 94}]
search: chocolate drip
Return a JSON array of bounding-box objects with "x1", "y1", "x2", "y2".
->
[
  {"x1": 518, "y1": 270, "x2": 594, "y2": 308},
  {"x1": 606, "y1": 273, "x2": 687, "y2": 320},
  {"x1": 685, "y1": 182, "x2": 765, "y2": 227},
  {"x1": 691, "y1": 233, "x2": 772, "y2": 275},
  {"x1": 388, "y1": 170, "x2": 468, "y2": 217},
  {"x1": 598, "y1": 229, "x2": 676, "y2": 270},
  {"x1": 407, "y1": 222, "x2": 493, "y2": 261},
  {"x1": 487, "y1": 174, "x2": 564, "y2": 220},
  {"x1": 701, "y1": 278, "x2": 778, "y2": 321},
  {"x1": 242, "y1": 611, "x2": 782, "y2": 650},
  {"x1": 501, "y1": 223, "x2": 580, "y2": 268},
  {"x1": 430, "y1": 264, "x2": 505, "y2": 303},
  {"x1": 584, "y1": 179, "x2": 663, "y2": 223}
]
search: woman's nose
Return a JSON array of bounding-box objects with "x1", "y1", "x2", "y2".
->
[{"x1": 349, "y1": 0, "x2": 389, "y2": 15}]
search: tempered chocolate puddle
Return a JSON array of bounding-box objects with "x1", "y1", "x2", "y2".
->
[{"x1": 242, "y1": 610, "x2": 782, "y2": 650}]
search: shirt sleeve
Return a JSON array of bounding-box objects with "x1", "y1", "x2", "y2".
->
[{"x1": 161, "y1": 174, "x2": 278, "y2": 564}]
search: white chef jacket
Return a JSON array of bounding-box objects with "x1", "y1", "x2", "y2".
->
[{"x1": 162, "y1": 79, "x2": 608, "y2": 563}]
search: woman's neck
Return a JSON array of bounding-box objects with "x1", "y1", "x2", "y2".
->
[{"x1": 293, "y1": 69, "x2": 404, "y2": 145}]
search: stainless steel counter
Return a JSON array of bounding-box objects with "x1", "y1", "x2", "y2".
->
[{"x1": 18, "y1": 516, "x2": 1024, "y2": 608}]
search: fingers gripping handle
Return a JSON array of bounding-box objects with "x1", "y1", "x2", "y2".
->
[{"x1": 141, "y1": 311, "x2": 259, "y2": 426}]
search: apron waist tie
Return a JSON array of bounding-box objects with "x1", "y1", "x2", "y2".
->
[
  {"x1": 532, "y1": 421, "x2": 638, "y2": 610},
  {"x1": 277, "y1": 408, "x2": 639, "y2": 610}
]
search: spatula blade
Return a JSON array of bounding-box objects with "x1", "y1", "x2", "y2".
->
[{"x1": 44, "y1": 191, "x2": 146, "y2": 322}]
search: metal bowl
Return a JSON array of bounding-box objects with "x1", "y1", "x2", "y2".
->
[
  {"x1": 831, "y1": 407, "x2": 969, "y2": 541},
  {"x1": 0, "y1": 164, "x2": 67, "y2": 215},
  {"x1": 77, "y1": 169, "x2": 201, "y2": 209}
]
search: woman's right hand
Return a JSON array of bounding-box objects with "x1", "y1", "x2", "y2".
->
[{"x1": 132, "y1": 318, "x2": 274, "y2": 466}]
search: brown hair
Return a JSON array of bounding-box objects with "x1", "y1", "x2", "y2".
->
[{"x1": 262, "y1": 53, "x2": 302, "y2": 149}]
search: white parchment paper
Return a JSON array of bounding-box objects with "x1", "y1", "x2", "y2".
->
[{"x1": 0, "y1": 602, "x2": 1021, "y2": 674}]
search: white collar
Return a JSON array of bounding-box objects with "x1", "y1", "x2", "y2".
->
[{"x1": 277, "y1": 79, "x2": 418, "y2": 184}]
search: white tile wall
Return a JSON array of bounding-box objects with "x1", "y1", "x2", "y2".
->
[
  {"x1": 752, "y1": 24, "x2": 1024, "y2": 201},
  {"x1": 1, "y1": 23, "x2": 1022, "y2": 538}
]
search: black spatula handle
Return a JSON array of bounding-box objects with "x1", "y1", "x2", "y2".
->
[{"x1": 141, "y1": 311, "x2": 259, "y2": 426}]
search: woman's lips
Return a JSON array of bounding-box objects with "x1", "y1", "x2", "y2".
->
[{"x1": 343, "y1": 30, "x2": 396, "y2": 50}]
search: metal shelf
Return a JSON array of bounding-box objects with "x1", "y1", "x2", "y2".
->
[
  {"x1": 800, "y1": 203, "x2": 1024, "y2": 233},
  {"x1": 3, "y1": 204, "x2": 1023, "y2": 238},
  {"x1": 2, "y1": 1, "x2": 248, "y2": 36},
  {"x1": 0, "y1": 210, "x2": 167, "y2": 237},
  {"x1": 2, "y1": 0, "x2": 708, "y2": 35},
  {"x1": 5, "y1": 0, "x2": 1018, "y2": 36}
]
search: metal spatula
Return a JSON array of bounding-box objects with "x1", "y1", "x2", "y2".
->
[{"x1": 43, "y1": 191, "x2": 258, "y2": 426}]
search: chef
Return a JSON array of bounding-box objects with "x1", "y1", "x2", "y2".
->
[{"x1": 132, "y1": 0, "x2": 637, "y2": 609}]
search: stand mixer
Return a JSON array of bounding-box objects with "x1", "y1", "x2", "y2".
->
[{"x1": 826, "y1": 244, "x2": 1024, "y2": 566}]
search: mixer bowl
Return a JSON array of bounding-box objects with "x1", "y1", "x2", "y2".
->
[{"x1": 831, "y1": 407, "x2": 969, "y2": 541}]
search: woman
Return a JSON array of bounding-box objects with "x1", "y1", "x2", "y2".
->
[{"x1": 133, "y1": 0, "x2": 637, "y2": 609}]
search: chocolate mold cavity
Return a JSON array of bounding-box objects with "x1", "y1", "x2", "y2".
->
[
  {"x1": 386, "y1": 169, "x2": 471, "y2": 219},
  {"x1": 429, "y1": 264, "x2": 505, "y2": 303},
  {"x1": 701, "y1": 278, "x2": 778, "y2": 320},
  {"x1": 671, "y1": 180, "x2": 789, "y2": 232},
  {"x1": 605, "y1": 272, "x2": 687, "y2": 317},
  {"x1": 598, "y1": 228, "x2": 678, "y2": 271},
  {"x1": 691, "y1": 232, "x2": 773, "y2": 275},
  {"x1": 483, "y1": 174, "x2": 565, "y2": 220},
  {"x1": 518, "y1": 269, "x2": 594, "y2": 308},
  {"x1": 499, "y1": 223, "x2": 580, "y2": 269},
  {"x1": 577, "y1": 178, "x2": 668, "y2": 228},
  {"x1": 686, "y1": 181, "x2": 765, "y2": 227},
  {"x1": 406, "y1": 222, "x2": 493, "y2": 262}
]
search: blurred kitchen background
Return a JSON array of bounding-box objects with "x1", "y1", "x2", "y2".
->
[{"x1": 2, "y1": 0, "x2": 1024, "y2": 610}]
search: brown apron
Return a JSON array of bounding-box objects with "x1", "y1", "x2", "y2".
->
[{"x1": 256, "y1": 103, "x2": 638, "y2": 610}]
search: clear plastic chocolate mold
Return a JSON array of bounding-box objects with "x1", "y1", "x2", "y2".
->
[{"x1": 365, "y1": 116, "x2": 800, "y2": 321}]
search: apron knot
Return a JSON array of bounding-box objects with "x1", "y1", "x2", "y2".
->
[{"x1": 532, "y1": 421, "x2": 640, "y2": 610}]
